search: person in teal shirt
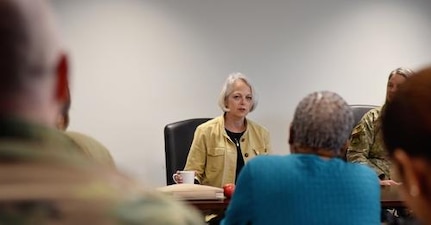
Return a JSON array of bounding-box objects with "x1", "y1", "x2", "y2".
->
[{"x1": 222, "y1": 91, "x2": 380, "y2": 225}]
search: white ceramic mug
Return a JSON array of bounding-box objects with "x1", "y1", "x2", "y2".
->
[{"x1": 173, "y1": 171, "x2": 195, "y2": 184}]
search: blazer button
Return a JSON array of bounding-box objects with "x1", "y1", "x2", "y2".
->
[
  {"x1": 244, "y1": 153, "x2": 249, "y2": 157},
  {"x1": 241, "y1": 138, "x2": 245, "y2": 142}
]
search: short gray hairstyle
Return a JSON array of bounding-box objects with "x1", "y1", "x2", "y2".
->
[
  {"x1": 217, "y1": 72, "x2": 258, "y2": 112},
  {"x1": 290, "y1": 91, "x2": 354, "y2": 153}
]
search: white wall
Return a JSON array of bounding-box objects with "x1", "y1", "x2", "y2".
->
[{"x1": 51, "y1": 0, "x2": 431, "y2": 186}]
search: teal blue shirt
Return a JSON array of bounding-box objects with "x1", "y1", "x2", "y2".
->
[{"x1": 222, "y1": 154, "x2": 380, "y2": 225}]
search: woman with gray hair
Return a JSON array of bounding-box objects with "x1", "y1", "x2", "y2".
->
[
  {"x1": 347, "y1": 67, "x2": 414, "y2": 185},
  {"x1": 221, "y1": 91, "x2": 380, "y2": 225},
  {"x1": 175, "y1": 73, "x2": 271, "y2": 188}
]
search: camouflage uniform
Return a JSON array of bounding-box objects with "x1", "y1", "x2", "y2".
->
[
  {"x1": 0, "y1": 118, "x2": 204, "y2": 225},
  {"x1": 65, "y1": 131, "x2": 116, "y2": 169},
  {"x1": 346, "y1": 107, "x2": 392, "y2": 179}
]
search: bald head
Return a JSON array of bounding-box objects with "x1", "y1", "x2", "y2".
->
[
  {"x1": 290, "y1": 91, "x2": 354, "y2": 154},
  {"x1": 0, "y1": 0, "x2": 67, "y2": 126},
  {"x1": 0, "y1": 0, "x2": 61, "y2": 88}
]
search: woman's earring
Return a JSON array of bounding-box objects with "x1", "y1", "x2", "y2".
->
[{"x1": 409, "y1": 185, "x2": 419, "y2": 197}]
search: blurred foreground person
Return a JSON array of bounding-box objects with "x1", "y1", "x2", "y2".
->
[
  {"x1": 0, "y1": 0, "x2": 203, "y2": 224},
  {"x1": 381, "y1": 67, "x2": 431, "y2": 225},
  {"x1": 222, "y1": 91, "x2": 380, "y2": 225},
  {"x1": 56, "y1": 85, "x2": 116, "y2": 168}
]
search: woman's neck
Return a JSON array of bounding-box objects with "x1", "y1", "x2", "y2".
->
[
  {"x1": 224, "y1": 113, "x2": 246, "y2": 133},
  {"x1": 291, "y1": 146, "x2": 336, "y2": 160}
]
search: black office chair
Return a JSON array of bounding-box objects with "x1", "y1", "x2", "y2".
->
[
  {"x1": 164, "y1": 118, "x2": 212, "y2": 185},
  {"x1": 350, "y1": 104, "x2": 378, "y2": 127}
]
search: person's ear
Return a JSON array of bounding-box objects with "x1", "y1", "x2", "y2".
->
[
  {"x1": 288, "y1": 124, "x2": 297, "y2": 153},
  {"x1": 288, "y1": 124, "x2": 294, "y2": 145},
  {"x1": 55, "y1": 53, "x2": 69, "y2": 103}
]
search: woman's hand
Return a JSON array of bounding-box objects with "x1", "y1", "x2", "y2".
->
[{"x1": 380, "y1": 179, "x2": 401, "y2": 186}]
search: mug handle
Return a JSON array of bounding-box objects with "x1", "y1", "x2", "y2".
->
[{"x1": 172, "y1": 172, "x2": 182, "y2": 184}]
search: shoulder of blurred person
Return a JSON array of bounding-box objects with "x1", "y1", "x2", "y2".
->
[
  {"x1": 0, "y1": 117, "x2": 87, "y2": 160},
  {"x1": 0, "y1": 152, "x2": 203, "y2": 224},
  {"x1": 0, "y1": 116, "x2": 204, "y2": 224},
  {"x1": 64, "y1": 130, "x2": 116, "y2": 168}
]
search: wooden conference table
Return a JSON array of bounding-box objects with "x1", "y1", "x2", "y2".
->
[{"x1": 186, "y1": 185, "x2": 404, "y2": 213}]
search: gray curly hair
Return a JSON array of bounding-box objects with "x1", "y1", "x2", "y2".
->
[{"x1": 290, "y1": 91, "x2": 354, "y2": 153}]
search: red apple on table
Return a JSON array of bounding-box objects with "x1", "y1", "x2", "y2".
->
[{"x1": 223, "y1": 183, "x2": 235, "y2": 199}]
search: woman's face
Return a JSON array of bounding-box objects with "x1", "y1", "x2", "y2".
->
[
  {"x1": 225, "y1": 79, "x2": 253, "y2": 119},
  {"x1": 386, "y1": 74, "x2": 407, "y2": 103}
]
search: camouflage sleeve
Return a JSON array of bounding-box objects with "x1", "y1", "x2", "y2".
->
[
  {"x1": 346, "y1": 111, "x2": 385, "y2": 176},
  {"x1": 65, "y1": 131, "x2": 116, "y2": 169}
]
